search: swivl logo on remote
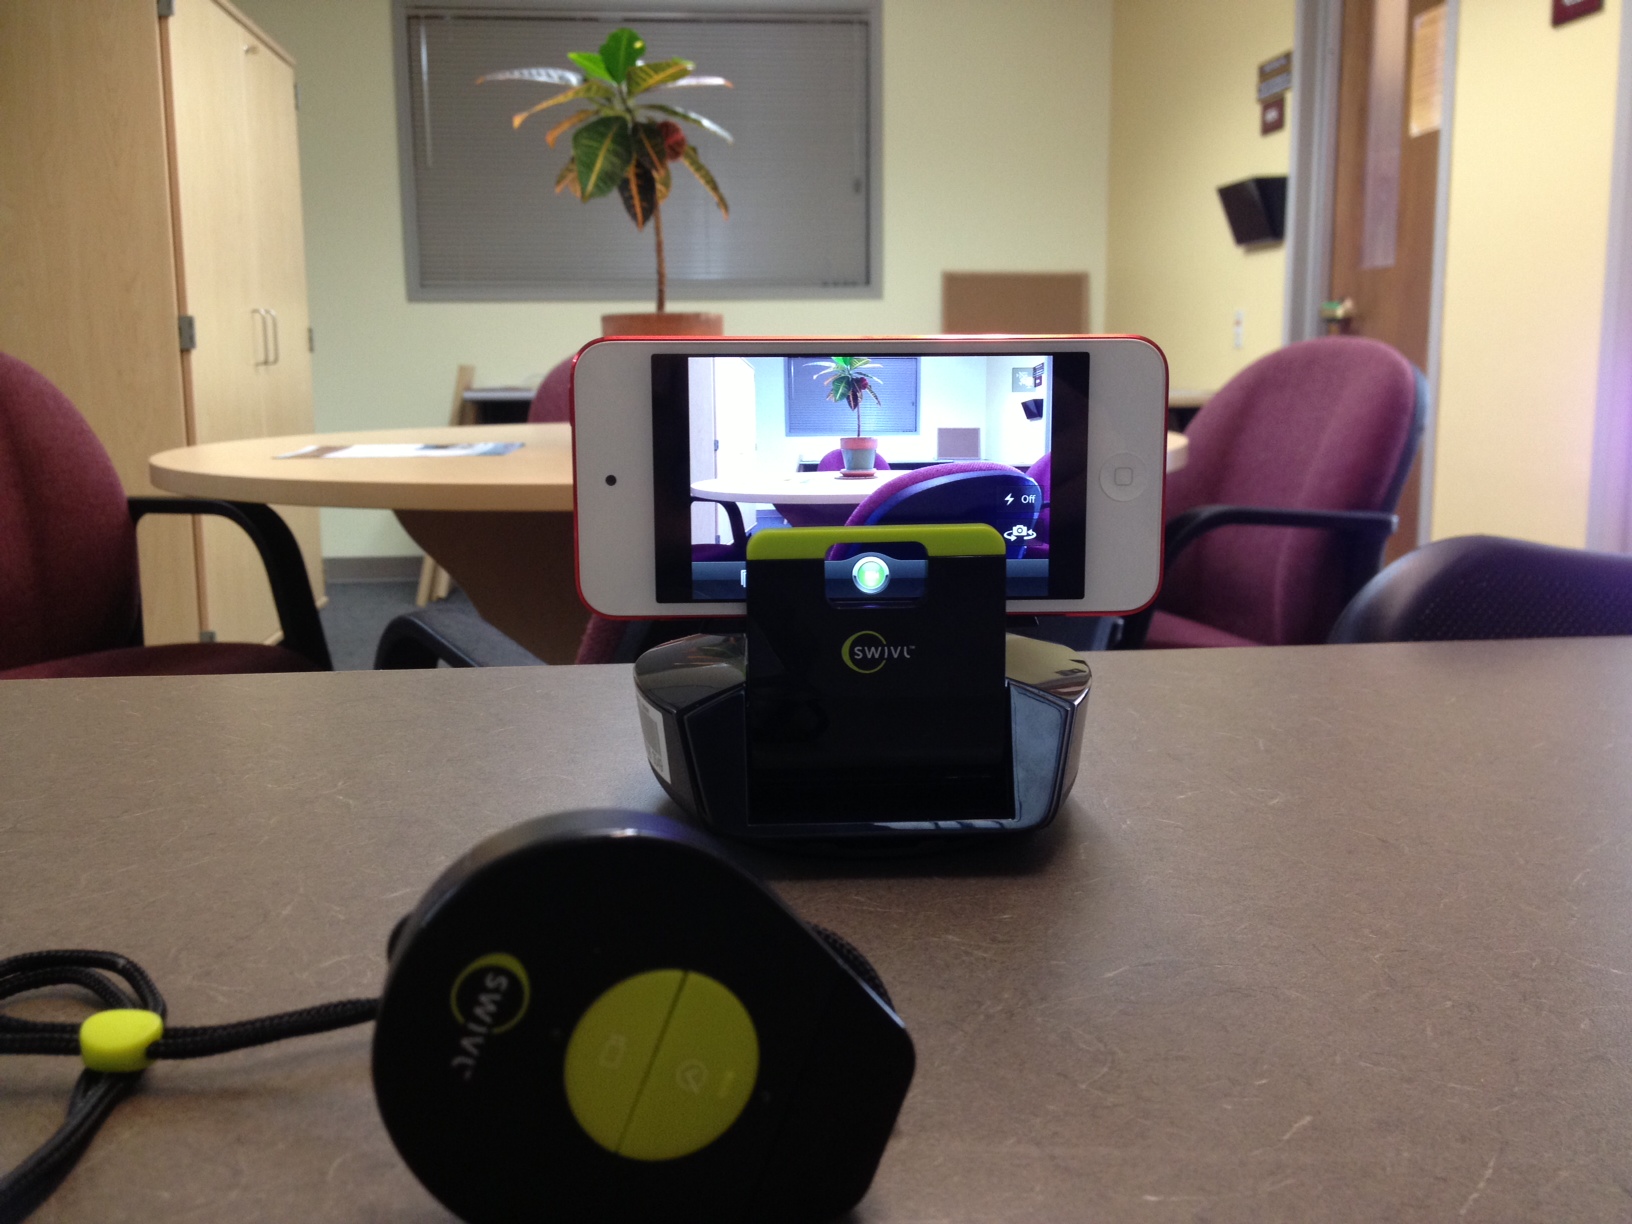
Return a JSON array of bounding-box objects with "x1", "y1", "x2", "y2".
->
[
  {"x1": 841, "y1": 630, "x2": 916, "y2": 674},
  {"x1": 449, "y1": 952, "x2": 531, "y2": 1082}
]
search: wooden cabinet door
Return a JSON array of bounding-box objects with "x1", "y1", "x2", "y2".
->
[
  {"x1": 169, "y1": 0, "x2": 259, "y2": 446},
  {"x1": 169, "y1": 0, "x2": 275, "y2": 644},
  {"x1": 169, "y1": 0, "x2": 322, "y2": 645},
  {"x1": 243, "y1": 33, "x2": 325, "y2": 602},
  {"x1": 0, "y1": 1, "x2": 201, "y2": 646}
]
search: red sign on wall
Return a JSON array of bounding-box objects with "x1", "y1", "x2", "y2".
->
[
  {"x1": 1553, "y1": 0, "x2": 1604, "y2": 26},
  {"x1": 1261, "y1": 96, "x2": 1286, "y2": 136}
]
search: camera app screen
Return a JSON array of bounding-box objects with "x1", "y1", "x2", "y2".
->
[{"x1": 650, "y1": 351, "x2": 1089, "y2": 604}]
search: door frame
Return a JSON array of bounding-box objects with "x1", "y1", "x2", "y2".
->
[
  {"x1": 1587, "y1": 0, "x2": 1632, "y2": 554},
  {"x1": 1284, "y1": 0, "x2": 1460, "y2": 547}
]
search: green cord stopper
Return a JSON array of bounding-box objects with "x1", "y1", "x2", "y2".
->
[{"x1": 79, "y1": 1009, "x2": 164, "y2": 1073}]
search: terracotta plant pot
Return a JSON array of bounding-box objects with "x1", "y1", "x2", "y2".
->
[
  {"x1": 839, "y1": 435, "x2": 879, "y2": 474},
  {"x1": 601, "y1": 312, "x2": 724, "y2": 337}
]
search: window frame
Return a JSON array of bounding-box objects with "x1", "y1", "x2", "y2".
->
[{"x1": 390, "y1": 0, "x2": 884, "y2": 302}]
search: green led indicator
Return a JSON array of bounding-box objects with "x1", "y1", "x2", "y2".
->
[{"x1": 852, "y1": 556, "x2": 890, "y2": 594}]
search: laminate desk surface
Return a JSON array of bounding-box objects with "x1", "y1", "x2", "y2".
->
[{"x1": 4, "y1": 639, "x2": 1631, "y2": 1221}]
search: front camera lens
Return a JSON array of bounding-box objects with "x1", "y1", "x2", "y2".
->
[{"x1": 852, "y1": 555, "x2": 890, "y2": 595}]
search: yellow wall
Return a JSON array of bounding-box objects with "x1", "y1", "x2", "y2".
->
[
  {"x1": 234, "y1": 0, "x2": 1113, "y2": 557},
  {"x1": 1431, "y1": 0, "x2": 1621, "y2": 546},
  {"x1": 1104, "y1": 0, "x2": 1295, "y2": 391}
]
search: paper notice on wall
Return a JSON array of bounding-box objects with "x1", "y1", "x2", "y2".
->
[{"x1": 1409, "y1": 6, "x2": 1446, "y2": 138}]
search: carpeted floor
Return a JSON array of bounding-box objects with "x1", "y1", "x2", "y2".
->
[{"x1": 318, "y1": 580, "x2": 420, "y2": 671}]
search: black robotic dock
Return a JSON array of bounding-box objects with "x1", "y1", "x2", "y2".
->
[{"x1": 631, "y1": 523, "x2": 1092, "y2": 846}]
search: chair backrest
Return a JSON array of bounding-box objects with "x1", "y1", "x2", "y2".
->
[
  {"x1": 1027, "y1": 452, "x2": 1052, "y2": 542},
  {"x1": 0, "y1": 352, "x2": 139, "y2": 670},
  {"x1": 1161, "y1": 336, "x2": 1425, "y2": 644},
  {"x1": 1329, "y1": 535, "x2": 1632, "y2": 642},
  {"x1": 529, "y1": 358, "x2": 574, "y2": 424},
  {"x1": 844, "y1": 461, "x2": 1041, "y2": 558}
]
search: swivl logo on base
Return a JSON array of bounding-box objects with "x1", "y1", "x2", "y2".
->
[
  {"x1": 841, "y1": 630, "x2": 916, "y2": 674},
  {"x1": 449, "y1": 952, "x2": 531, "y2": 1082}
]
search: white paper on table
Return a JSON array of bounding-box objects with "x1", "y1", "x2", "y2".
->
[{"x1": 276, "y1": 442, "x2": 524, "y2": 459}]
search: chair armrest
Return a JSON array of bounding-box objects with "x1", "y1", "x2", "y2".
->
[
  {"x1": 375, "y1": 598, "x2": 545, "y2": 669},
  {"x1": 1165, "y1": 504, "x2": 1398, "y2": 565},
  {"x1": 128, "y1": 497, "x2": 332, "y2": 670},
  {"x1": 1117, "y1": 505, "x2": 1400, "y2": 650},
  {"x1": 690, "y1": 497, "x2": 747, "y2": 548}
]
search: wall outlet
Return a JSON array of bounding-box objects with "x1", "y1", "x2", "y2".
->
[{"x1": 1233, "y1": 310, "x2": 1245, "y2": 350}]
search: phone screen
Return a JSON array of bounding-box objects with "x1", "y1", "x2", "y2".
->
[{"x1": 651, "y1": 351, "x2": 1089, "y2": 604}]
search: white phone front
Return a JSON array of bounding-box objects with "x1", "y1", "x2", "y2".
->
[{"x1": 572, "y1": 335, "x2": 1168, "y2": 618}]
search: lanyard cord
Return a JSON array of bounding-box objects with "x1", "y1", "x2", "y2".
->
[{"x1": 0, "y1": 950, "x2": 378, "y2": 1224}]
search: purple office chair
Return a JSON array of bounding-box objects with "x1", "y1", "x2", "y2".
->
[
  {"x1": 1025, "y1": 452, "x2": 1052, "y2": 559},
  {"x1": 842, "y1": 461, "x2": 1042, "y2": 558},
  {"x1": 1122, "y1": 337, "x2": 1425, "y2": 648},
  {"x1": 1328, "y1": 535, "x2": 1632, "y2": 642},
  {"x1": 773, "y1": 448, "x2": 891, "y2": 529},
  {"x1": 528, "y1": 358, "x2": 573, "y2": 423},
  {"x1": 0, "y1": 351, "x2": 329, "y2": 678}
]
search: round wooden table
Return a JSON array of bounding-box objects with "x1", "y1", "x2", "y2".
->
[
  {"x1": 691, "y1": 431, "x2": 1189, "y2": 506},
  {"x1": 151, "y1": 424, "x2": 585, "y2": 664},
  {"x1": 152, "y1": 427, "x2": 1190, "y2": 666}
]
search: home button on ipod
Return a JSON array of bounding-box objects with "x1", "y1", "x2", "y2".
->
[{"x1": 1098, "y1": 452, "x2": 1147, "y2": 502}]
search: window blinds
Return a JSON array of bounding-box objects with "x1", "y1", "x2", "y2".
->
[
  {"x1": 785, "y1": 357, "x2": 919, "y2": 436},
  {"x1": 402, "y1": 8, "x2": 873, "y2": 299}
]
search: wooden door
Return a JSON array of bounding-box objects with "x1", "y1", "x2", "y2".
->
[
  {"x1": 1329, "y1": 0, "x2": 1445, "y2": 561},
  {"x1": 243, "y1": 30, "x2": 325, "y2": 602}
]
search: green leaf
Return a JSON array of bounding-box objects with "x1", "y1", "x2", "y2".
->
[
  {"x1": 568, "y1": 51, "x2": 614, "y2": 84},
  {"x1": 642, "y1": 102, "x2": 733, "y2": 144},
  {"x1": 617, "y1": 159, "x2": 658, "y2": 229},
  {"x1": 554, "y1": 157, "x2": 582, "y2": 199},
  {"x1": 598, "y1": 29, "x2": 645, "y2": 83},
  {"x1": 507, "y1": 83, "x2": 612, "y2": 130},
  {"x1": 680, "y1": 145, "x2": 728, "y2": 217},
  {"x1": 476, "y1": 66, "x2": 583, "y2": 86},
  {"x1": 625, "y1": 58, "x2": 695, "y2": 95},
  {"x1": 543, "y1": 108, "x2": 597, "y2": 148},
  {"x1": 572, "y1": 115, "x2": 633, "y2": 199}
]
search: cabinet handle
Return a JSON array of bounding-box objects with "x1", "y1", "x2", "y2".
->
[
  {"x1": 251, "y1": 308, "x2": 270, "y2": 367},
  {"x1": 266, "y1": 308, "x2": 280, "y2": 366}
]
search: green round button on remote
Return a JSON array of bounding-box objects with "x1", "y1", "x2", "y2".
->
[{"x1": 564, "y1": 969, "x2": 758, "y2": 1161}]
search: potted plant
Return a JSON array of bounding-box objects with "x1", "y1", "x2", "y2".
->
[
  {"x1": 808, "y1": 356, "x2": 884, "y2": 475},
  {"x1": 480, "y1": 27, "x2": 732, "y2": 336}
]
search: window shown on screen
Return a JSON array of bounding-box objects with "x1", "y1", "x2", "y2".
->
[
  {"x1": 397, "y1": 3, "x2": 878, "y2": 301},
  {"x1": 785, "y1": 357, "x2": 919, "y2": 436}
]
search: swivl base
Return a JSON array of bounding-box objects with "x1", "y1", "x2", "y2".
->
[{"x1": 633, "y1": 526, "x2": 1091, "y2": 847}]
